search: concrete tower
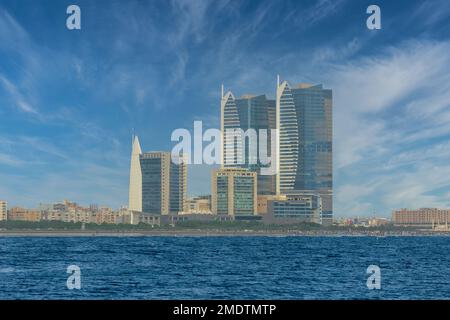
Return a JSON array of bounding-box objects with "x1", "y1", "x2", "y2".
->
[{"x1": 128, "y1": 135, "x2": 142, "y2": 212}]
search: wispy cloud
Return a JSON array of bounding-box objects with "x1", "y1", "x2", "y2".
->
[
  {"x1": 409, "y1": 0, "x2": 450, "y2": 27},
  {"x1": 0, "y1": 74, "x2": 38, "y2": 114},
  {"x1": 330, "y1": 40, "x2": 450, "y2": 169},
  {"x1": 328, "y1": 39, "x2": 450, "y2": 216}
]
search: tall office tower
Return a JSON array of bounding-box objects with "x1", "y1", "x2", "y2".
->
[
  {"x1": 211, "y1": 168, "x2": 257, "y2": 216},
  {"x1": 277, "y1": 80, "x2": 333, "y2": 225},
  {"x1": 168, "y1": 154, "x2": 188, "y2": 214},
  {"x1": 0, "y1": 200, "x2": 7, "y2": 221},
  {"x1": 128, "y1": 136, "x2": 187, "y2": 214},
  {"x1": 220, "y1": 87, "x2": 276, "y2": 195}
]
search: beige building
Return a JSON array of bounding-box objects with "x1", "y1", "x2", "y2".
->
[
  {"x1": 0, "y1": 200, "x2": 7, "y2": 221},
  {"x1": 368, "y1": 217, "x2": 389, "y2": 227},
  {"x1": 392, "y1": 208, "x2": 450, "y2": 226},
  {"x1": 8, "y1": 207, "x2": 41, "y2": 222},
  {"x1": 211, "y1": 168, "x2": 257, "y2": 216},
  {"x1": 186, "y1": 196, "x2": 212, "y2": 214},
  {"x1": 257, "y1": 195, "x2": 287, "y2": 215}
]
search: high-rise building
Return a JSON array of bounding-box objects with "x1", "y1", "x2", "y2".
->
[
  {"x1": 0, "y1": 200, "x2": 7, "y2": 221},
  {"x1": 220, "y1": 88, "x2": 276, "y2": 195},
  {"x1": 277, "y1": 80, "x2": 332, "y2": 224},
  {"x1": 211, "y1": 168, "x2": 257, "y2": 216},
  {"x1": 128, "y1": 136, "x2": 187, "y2": 215}
]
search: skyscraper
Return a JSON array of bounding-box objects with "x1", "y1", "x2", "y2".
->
[
  {"x1": 128, "y1": 136, "x2": 187, "y2": 214},
  {"x1": 277, "y1": 80, "x2": 333, "y2": 224},
  {"x1": 220, "y1": 88, "x2": 276, "y2": 195}
]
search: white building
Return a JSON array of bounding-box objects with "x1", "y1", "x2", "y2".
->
[
  {"x1": 0, "y1": 200, "x2": 7, "y2": 221},
  {"x1": 129, "y1": 135, "x2": 143, "y2": 212}
]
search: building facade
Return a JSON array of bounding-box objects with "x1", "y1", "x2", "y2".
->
[
  {"x1": 277, "y1": 80, "x2": 332, "y2": 224},
  {"x1": 129, "y1": 136, "x2": 143, "y2": 212},
  {"x1": 186, "y1": 195, "x2": 212, "y2": 214},
  {"x1": 266, "y1": 194, "x2": 322, "y2": 224},
  {"x1": 0, "y1": 200, "x2": 7, "y2": 221},
  {"x1": 257, "y1": 195, "x2": 285, "y2": 215},
  {"x1": 8, "y1": 207, "x2": 42, "y2": 222},
  {"x1": 211, "y1": 168, "x2": 257, "y2": 216},
  {"x1": 392, "y1": 208, "x2": 450, "y2": 226},
  {"x1": 129, "y1": 136, "x2": 187, "y2": 215},
  {"x1": 221, "y1": 89, "x2": 277, "y2": 195}
]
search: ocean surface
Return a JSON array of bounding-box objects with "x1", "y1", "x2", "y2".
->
[{"x1": 0, "y1": 236, "x2": 449, "y2": 299}]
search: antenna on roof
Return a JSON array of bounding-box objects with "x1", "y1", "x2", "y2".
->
[
  {"x1": 277, "y1": 74, "x2": 280, "y2": 88},
  {"x1": 221, "y1": 83, "x2": 224, "y2": 99}
]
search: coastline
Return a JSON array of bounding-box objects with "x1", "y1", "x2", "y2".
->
[{"x1": 0, "y1": 230, "x2": 448, "y2": 237}]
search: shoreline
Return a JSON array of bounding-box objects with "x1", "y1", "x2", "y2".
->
[{"x1": 0, "y1": 230, "x2": 448, "y2": 237}]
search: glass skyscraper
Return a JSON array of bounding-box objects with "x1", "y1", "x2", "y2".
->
[
  {"x1": 277, "y1": 82, "x2": 333, "y2": 224},
  {"x1": 221, "y1": 89, "x2": 276, "y2": 195}
]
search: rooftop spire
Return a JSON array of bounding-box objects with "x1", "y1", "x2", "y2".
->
[{"x1": 131, "y1": 135, "x2": 142, "y2": 155}]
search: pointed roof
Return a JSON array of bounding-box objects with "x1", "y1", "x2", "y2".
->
[{"x1": 132, "y1": 135, "x2": 142, "y2": 155}]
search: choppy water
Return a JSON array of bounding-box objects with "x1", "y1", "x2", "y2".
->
[{"x1": 0, "y1": 236, "x2": 449, "y2": 299}]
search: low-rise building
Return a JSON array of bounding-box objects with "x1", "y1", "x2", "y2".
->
[
  {"x1": 8, "y1": 207, "x2": 42, "y2": 222},
  {"x1": 265, "y1": 194, "x2": 322, "y2": 224},
  {"x1": 368, "y1": 217, "x2": 389, "y2": 227},
  {"x1": 257, "y1": 195, "x2": 286, "y2": 215},
  {"x1": 392, "y1": 208, "x2": 450, "y2": 227},
  {"x1": 185, "y1": 195, "x2": 212, "y2": 214}
]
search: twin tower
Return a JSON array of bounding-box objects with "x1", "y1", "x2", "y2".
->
[{"x1": 221, "y1": 78, "x2": 332, "y2": 223}]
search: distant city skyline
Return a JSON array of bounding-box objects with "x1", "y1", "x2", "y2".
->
[{"x1": 1, "y1": 0, "x2": 450, "y2": 218}]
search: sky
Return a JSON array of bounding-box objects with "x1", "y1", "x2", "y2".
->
[{"x1": 1, "y1": 0, "x2": 450, "y2": 217}]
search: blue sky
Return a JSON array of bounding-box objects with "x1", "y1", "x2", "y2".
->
[{"x1": 1, "y1": 0, "x2": 450, "y2": 217}]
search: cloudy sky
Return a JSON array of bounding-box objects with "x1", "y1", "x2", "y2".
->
[{"x1": 1, "y1": 0, "x2": 450, "y2": 217}]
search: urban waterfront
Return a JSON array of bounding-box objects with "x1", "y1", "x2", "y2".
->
[{"x1": 1, "y1": 236, "x2": 449, "y2": 299}]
